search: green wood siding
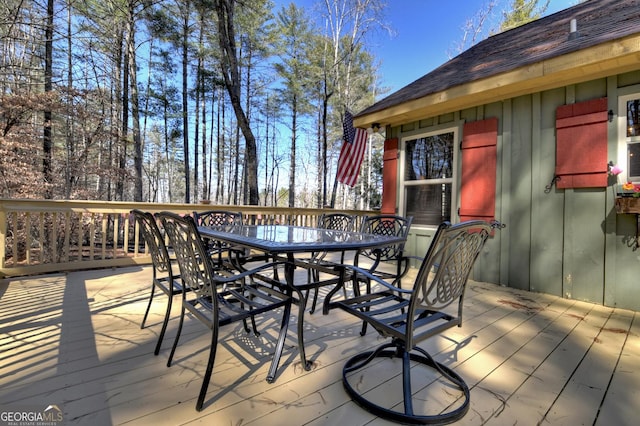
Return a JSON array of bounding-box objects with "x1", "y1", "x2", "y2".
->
[
  {"x1": 531, "y1": 88, "x2": 565, "y2": 297},
  {"x1": 394, "y1": 70, "x2": 640, "y2": 311}
]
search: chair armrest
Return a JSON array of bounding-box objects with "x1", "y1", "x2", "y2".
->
[
  {"x1": 404, "y1": 255, "x2": 424, "y2": 262},
  {"x1": 213, "y1": 261, "x2": 288, "y2": 284},
  {"x1": 344, "y1": 264, "x2": 414, "y2": 295}
]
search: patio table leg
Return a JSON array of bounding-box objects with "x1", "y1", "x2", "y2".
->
[
  {"x1": 286, "y1": 253, "x2": 311, "y2": 371},
  {"x1": 266, "y1": 293, "x2": 293, "y2": 383}
]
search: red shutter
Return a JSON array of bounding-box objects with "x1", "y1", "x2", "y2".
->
[
  {"x1": 381, "y1": 138, "x2": 398, "y2": 215},
  {"x1": 460, "y1": 118, "x2": 498, "y2": 223},
  {"x1": 555, "y1": 98, "x2": 608, "y2": 188}
]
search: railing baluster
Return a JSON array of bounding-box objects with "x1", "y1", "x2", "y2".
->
[
  {"x1": 113, "y1": 213, "x2": 120, "y2": 258},
  {"x1": 101, "y1": 213, "x2": 107, "y2": 260},
  {"x1": 64, "y1": 212, "x2": 70, "y2": 263},
  {"x1": 89, "y1": 212, "x2": 95, "y2": 260},
  {"x1": 12, "y1": 212, "x2": 18, "y2": 267},
  {"x1": 124, "y1": 213, "x2": 131, "y2": 256},
  {"x1": 25, "y1": 212, "x2": 31, "y2": 265},
  {"x1": 51, "y1": 212, "x2": 58, "y2": 264},
  {"x1": 0, "y1": 208, "x2": 5, "y2": 270},
  {"x1": 133, "y1": 216, "x2": 140, "y2": 257},
  {"x1": 39, "y1": 212, "x2": 44, "y2": 264}
]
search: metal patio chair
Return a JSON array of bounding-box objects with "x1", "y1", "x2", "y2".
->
[
  {"x1": 193, "y1": 210, "x2": 245, "y2": 266},
  {"x1": 305, "y1": 212, "x2": 356, "y2": 314},
  {"x1": 133, "y1": 209, "x2": 184, "y2": 356},
  {"x1": 351, "y1": 214, "x2": 414, "y2": 335},
  {"x1": 193, "y1": 210, "x2": 243, "y2": 228},
  {"x1": 336, "y1": 220, "x2": 501, "y2": 424},
  {"x1": 157, "y1": 211, "x2": 292, "y2": 412},
  {"x1": 355, "y1": 214, "x2": 414, "y2": 288}
]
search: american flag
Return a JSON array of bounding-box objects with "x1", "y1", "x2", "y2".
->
[{"x1": 336, "y1": 111, "x2": 368, "y2": 187}]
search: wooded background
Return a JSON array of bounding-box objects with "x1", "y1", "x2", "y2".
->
[{"x1": 0, "y1": 0, "x2": 550, "y2": 207}]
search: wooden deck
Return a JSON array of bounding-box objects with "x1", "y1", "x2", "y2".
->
[{"x1": 1, "y1": 265, "x2": 638, "y2": 425}]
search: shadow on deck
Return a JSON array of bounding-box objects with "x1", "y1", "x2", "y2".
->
[{"x1": 0, "y1": 266, "x2": 638, "y2": 425}]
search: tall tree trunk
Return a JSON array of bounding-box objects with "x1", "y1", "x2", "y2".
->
[
  {"x1": 215, "y1": 0, "x2": 258, "y2": 205},
  {"x1": 243, "y1": 42, "x2": 253, "y2": 205},
  {"x1": 288, "y1": 96, "x2": 297, "y2": 208},
  {"x1": 43, "y1": 0, "x2": 54, "y2": 199},
  {"x1": 216, "y1": 89, "x2": 223, "y2": 203},
  {"x1": 181, "y1": 1, "x2": 191, "y2": 203},
  {"x1": 193, "y1": 39, "x2": 201, "y2": 202},
  {"x1": 128, "y1": 2, "x2": 143, "y2": 202},
  {"x1": 233, "y1": 123, "x2": 240, "y2": 205},
  {"x1": 264, "y1": 97, "x2": 270, "y2": 206},
  {"x1": 143, "y1": 39, "x2": 153, "y2": 201},
  {"x1": 65, "y1": 2, "x2": 75, "y2": 199},
  {"x1": 197, "y1": 18, "x2": 207, "y2": 201},
  {"x1": 163, "y1": 95, "x2": 172, "y2": 202},
  {"x1": 315, "y1": 107, "x2": 322, "y2": 208},
  {"x1": 109, "y1": 33, "x2": 123, "y2": 201},
  {"x1": 200, "y1": 75, "x2": 207, "y2": 201},
  {"x1": 117, "y1": 34, "x2": 129, "y2": 201}
]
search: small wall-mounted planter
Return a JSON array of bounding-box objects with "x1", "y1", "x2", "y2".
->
[{"x1": 615, "y1": 197, "x2": 640, "y2": 214}]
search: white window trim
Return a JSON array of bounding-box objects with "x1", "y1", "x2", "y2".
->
[
  {"x1": 617, "y1": 86, "x2": 640, "y2": 183},
  {"x1": 398, "y1": 122, "x2": 461, "y2": 228}
]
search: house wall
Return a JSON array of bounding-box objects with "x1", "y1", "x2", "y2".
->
[{"x1": 389, "y1": 70, "x2": 640, "y2": 311}]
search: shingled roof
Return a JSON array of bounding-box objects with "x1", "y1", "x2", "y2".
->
[{"x1": 355, "y1": 0, "x2": 640, "y2": 126}]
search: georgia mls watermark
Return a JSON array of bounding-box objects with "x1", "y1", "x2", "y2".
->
[{"x1": 0, "y1": 405, "x2": 64, "y2": 426}]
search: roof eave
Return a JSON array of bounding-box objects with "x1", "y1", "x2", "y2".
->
[{"x1": 354, "y1": 34, "x2": 640, "y2": 129}]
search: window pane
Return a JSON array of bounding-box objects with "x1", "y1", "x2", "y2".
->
[
  {"x1": 405, "y1": 184, "x2": 451, "y2": 226},
  {"x1": 629, "y1": 143, "x2": 640, "y2": 179},
  {"x1": 404, "y1": 133, "x2": 454, "y2": 181},
  {"x1": 628, "y1": 99, "x2": 640, "y2": 137}
]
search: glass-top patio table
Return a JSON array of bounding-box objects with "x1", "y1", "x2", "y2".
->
[{"x1": 198, "y1": 223, "x2": 407, "y2": 372}]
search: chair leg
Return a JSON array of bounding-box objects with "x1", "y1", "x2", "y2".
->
[
  {"x1": 167, "y1": 304, "x2": 186, "y2": 367},
  {"x1": 250, "y1": 316, "x2": 260, "y2": 336},
  {"x1": 359, "y1": 279, "x2": 372, "y2": 336},
  {"x1": 195, "y1": 323, "x2": 220, "y2": 412},
  {"x1": 308, "y1": 268, "x2": 320, "y2": 314},
  {"x1": 140, "y1": 281, "x2": 156, "y2": 329},
  {"x1": 308, "y1": 288, "x2": 319, "y2": 314},
  {"x1": 241, "y1": 285, "x2": 260, "y2": 336},
  {"x1": 266, "y1": 299, "x2": 292, "y2": 383},
  {"x1": 154, "y1": 288, "x2": 172, "y2": 355},
  {"x1": 401, "y1": 349, "x2": 414, "y2": 416}
]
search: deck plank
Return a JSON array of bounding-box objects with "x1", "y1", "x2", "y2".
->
[
  {"x1": 595, "y1": 311, "x2": 640, "y2": 426},
  {"x1": 0, "y1": 266, "x2": 638, "y2": 425}
]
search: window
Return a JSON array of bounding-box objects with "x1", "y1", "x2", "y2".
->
[
  {"x1": 626, "y1": 98, "x2": 640, "y2": 179},
  {"x1": 401, "y1": 129, "x2": 457, "y2": 226},
  {"x1": 618, "y1": 91, "x2": 640, "y2": 182}
]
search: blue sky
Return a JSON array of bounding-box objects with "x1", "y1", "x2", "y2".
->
[
  {"x1": 375, "y1": 0, "x2": 580, "y2": 91},
  {"x1": 275, "y1": 0, "x2": 581, "y2": 92}
]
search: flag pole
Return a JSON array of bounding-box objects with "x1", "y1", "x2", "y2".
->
[{"x1": 329, "y1": 109, "x2": 347, "y2": 209}]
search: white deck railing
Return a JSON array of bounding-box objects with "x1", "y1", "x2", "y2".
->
[{"x1": 0, "y1": 199, "x2": 372, "y2": 277}]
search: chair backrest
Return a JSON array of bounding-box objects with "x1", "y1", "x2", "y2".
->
[
  {"x1": 359, "y1": 214, "x2": 413, "y2": 262},
  {"x1": 318, "y1": 213, "x2": 356, "y2": 232},
  {"x1": 157, "y1": 212, "x2": 216, "y2": 303},
  {"x1": 131, "y1": 209, "x2": 172, "y2": 274},
  {"x1": 193, "y1": 210, "x2": 243, "y2": 227},
  {"x1": 410, "y1": 220, "x2": 492, "y2": 324}
]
